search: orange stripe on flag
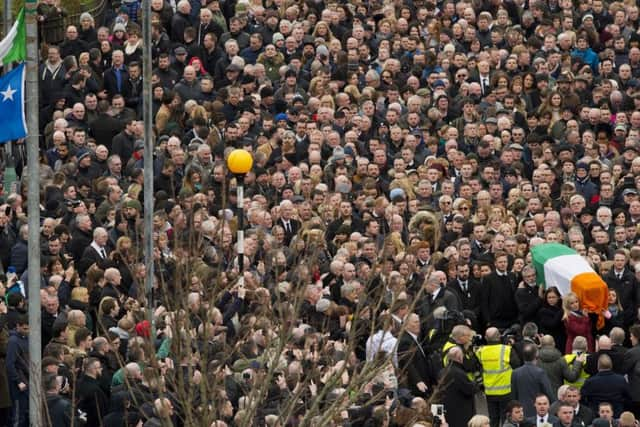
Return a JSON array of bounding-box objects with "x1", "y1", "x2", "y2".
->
[{"x1": 570, "y1": 271, "x2": 609, "y2": 329}]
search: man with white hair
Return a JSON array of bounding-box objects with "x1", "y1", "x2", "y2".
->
[
  {"x1": 277, "y1": 199, "x2": 300, "y2": 245},
  {"x1": 171, "y1": 0, "x2": 192, "y2": 43},
  {"x1": 79, "y1": 227, "x2": 110, "y2": 276}
]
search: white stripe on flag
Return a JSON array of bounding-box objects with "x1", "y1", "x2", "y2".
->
[
  {"x1": 0, "y1": 16, "x2": 20, "y2": 64},
  {"x1": 543, "y1": 254, "x2": 592, "y2": 295}
]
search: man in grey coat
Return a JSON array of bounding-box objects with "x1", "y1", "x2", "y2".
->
[{"x1": 511, "y1": 344, "x2": 555, "y2": 418}]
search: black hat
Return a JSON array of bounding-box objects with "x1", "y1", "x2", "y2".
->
[
  {"x1": 579, "y1": 207, "x2": 594, "y2": 217},
  {"x1": 554, "y1": 143, "x2": 574, "y2": 153},
  {"x1": 241, "y1": 74, "x2": 256, "y2": 85},
  {"x1": 254, "y1": 167, "x2": 268, "y2": 177},
  {"x1": 557, "y1": 73, "x2": 573, "y2": 83},
  {"x1": 260, "y1": 86, "x2": 274, "y2": 98}
]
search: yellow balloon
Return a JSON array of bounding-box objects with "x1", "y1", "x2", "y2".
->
[{"x1": 227, "y1": 149, "x2": 254, "y2": 174}]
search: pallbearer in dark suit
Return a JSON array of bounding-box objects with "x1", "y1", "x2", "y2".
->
[{"x1": 397, "y1": 313, "x2": 431, "y2": 397}]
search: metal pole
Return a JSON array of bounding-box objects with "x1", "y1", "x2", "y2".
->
[
  {"x1": 4, "y1": 0, "x2": 14, "y2": 161},
  {"x1": 237, "y1": 176, "x2": 244, "y2": 272},
  {"x1": 142, "y1": 0, "x2": 154, "y2": 324},
  {"x1": 3, "y1": 0, "x2": 12, "y2": 73},
  {"x1": 25, "y1": 0, "x2": 41, "y2": 425}
]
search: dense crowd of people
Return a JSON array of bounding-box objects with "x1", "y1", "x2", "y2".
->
[{"x1": 4, "y1": 0, "x2": 640, "y2": 425}]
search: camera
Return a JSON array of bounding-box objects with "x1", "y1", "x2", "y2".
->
[
  {"x1": 431, "y1": 404, "x2": 445, "y2": 427},
  {"x1": 472, "y1": 334, "x2": 484, "y2": 347}
]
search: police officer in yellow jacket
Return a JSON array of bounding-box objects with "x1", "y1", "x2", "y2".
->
[
  {"x1": 476, "y1": 327, "x2": 521, "y2": 427},
  {"x1": 564, "y1": 336, "x2": 590, "y2": 389},
  {"x1": 441, "y1": 324, "x2": 483, "y2": 384}
]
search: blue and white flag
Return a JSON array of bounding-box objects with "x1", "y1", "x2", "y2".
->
[{"x1": 0, "y1": 63, "x2": 27, "y2": 143}]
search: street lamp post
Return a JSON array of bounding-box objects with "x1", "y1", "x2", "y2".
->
[{"x1": 226, "y1": 149, "x2": 253, "y2": 272}]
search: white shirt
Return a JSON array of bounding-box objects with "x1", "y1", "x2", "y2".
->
[
  {"x1": 366, "y1": 330, "x2": 398, "y2": 367},
  {"x1": 90, "y1": 241, "x2": 106, "y2": 258},
  {"x1": 536, "y1": 414, "x2": 549, "y2": 427}
]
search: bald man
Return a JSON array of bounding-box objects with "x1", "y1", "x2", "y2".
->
[
  {"x1": 585, "y1": 334, "x2": 626, "y2": 375},
  {"x1": 438, "y1": 346, "x2": 477, "y2": 427}
]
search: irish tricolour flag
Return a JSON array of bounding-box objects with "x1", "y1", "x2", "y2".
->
[{"x1": 531, "y1": 243, "x2": 608, "y2": 319}]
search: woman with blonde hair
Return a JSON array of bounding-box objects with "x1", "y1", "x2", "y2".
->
[
  {"x1": 319, "y1": 94, "x2": 335, "y2": 109},
  {"x1": 311, "y1": 21, "x2": 335, "y2": 41},
  {"x1": 468, "y1": 415, "x2": 490, "y2": 427},
  {"x1": 453, "y1": 198, "x2": 472, "y2": 219},
  {"x1": 343, "y1": 84, "x2": 361, "y2": 103},
  {"x1": 127, "y1": 183, "x2": 142, "y2": 201},
  {"x1": 308, "y1": 76, "x2": 326, "y2": 97},
  {"x1": 382, "y1": 232, "x2": 405, "y2": 259},
  {"x1": 562, "y1": 292, "x2": 594, "y2": 353}
]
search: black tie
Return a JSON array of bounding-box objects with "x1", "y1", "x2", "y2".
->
[
  {"x1": 461, "y1": 281, "x2": 467, "y2": 292},
  {"x1": 540, "y1": 418, "x2": 544, "y2": 424},
  {"x1": 285, "y1": 222, "x2": 291, "y2": 233},
  {"x1": 100, "y1": 248, "x2": 106, "y2": 259}
]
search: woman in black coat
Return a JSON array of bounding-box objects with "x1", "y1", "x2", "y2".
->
[{"x1": 536, "y1": 287, "x2": 566, "y2": 352}]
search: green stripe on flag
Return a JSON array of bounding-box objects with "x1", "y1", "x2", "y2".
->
[
  {"x1": 3, "y1": 9, "x2": 26, "y2": 64},
  {"x1": 531, "y1": 243, "x2": 577, "y2": 288},
  {"x1": 0, "y1": 8, "x2": 26, "y2": 65}
]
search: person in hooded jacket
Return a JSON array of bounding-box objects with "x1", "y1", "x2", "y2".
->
[{"x1": 537, "y1": 335, "x2": 584, "y2": 391}]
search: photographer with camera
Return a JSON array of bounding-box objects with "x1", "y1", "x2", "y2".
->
[
  {"x1": 441, "y1": 325, "x2": 483, "y2": 387},
  {"x1": 477, "y1": 327, "x2": 522, "y2": 427}
]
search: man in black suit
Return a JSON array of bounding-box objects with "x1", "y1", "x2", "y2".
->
[
  {"x1": 481, "y1": 251, "x2": 519, "y2": 329},
  {"x1": 471, "y1": 223, "x2": 489, "y2": 260},
  {"x1": 563, "y1": 386, "x2": 594, "y2": 426},
  {"x1": 76, "y1": 358, "x2": 108, "y2": 427},
  {"x1": 527, "y1": 394, "x2": 559, "y2": 427},
  {"x1": 397, "y1": 313, "x2": 431, "y2": 396},
  {"x1": 603, "y1": 250, "x2": 640, "y2": 327},
  {"x1": 326, "y1": 200, "x2": 364, "y2": 241},
  {"x1": 103, "y1": 50, "x2": 128, "y2": 98},
  {"x1": 79, "y1": 227, "x2": 110, "y2": 276},
  {"x1": 448, "y1": 261, "x2": 480, "y2": 315},
  {"x1": 553, "y1": 401, "x2": 582, "y2": 427},
  {"x1": 277, "y1": 200, "x2": 300, "y2": 246},
  {"x1": 419, "y1": 272, "x2": 460, "y2": 331}
]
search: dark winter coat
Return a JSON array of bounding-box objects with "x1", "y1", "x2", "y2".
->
[{"x1": 6, "y1": 329, "x2": 29, "y2": 386}]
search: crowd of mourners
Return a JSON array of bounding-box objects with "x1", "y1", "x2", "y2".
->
[{"x1": 6, "y1": 0, "x2": 640, "y2": 425}]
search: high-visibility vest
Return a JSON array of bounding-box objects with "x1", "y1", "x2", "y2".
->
[
  {"x1": 563, "y1": 354, "x2": 589, "y2": 388},
  {"x1": 476, "y1": 344, "x2": 512, "y2": 396},
  {"x1": 442, "y1": 340, "x2": 476, "y2": 382}
]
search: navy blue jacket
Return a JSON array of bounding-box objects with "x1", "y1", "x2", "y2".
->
[
  {"x1": 6, "y1": 329, "x2": 29, "y2": 385},
  {"x1": 581, "y1": 370, "x2": 631, "y2": 417}
]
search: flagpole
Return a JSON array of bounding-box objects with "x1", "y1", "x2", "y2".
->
[
  {"x1": 3, "y1": 0, "x2": 12, "y2": 73},
  {"x1": 142, "y1": 0, "x2": 154, "y2": 330},
  {"x1": 25, "y1": 0, "x2": 41, "y2": 426},
  {"x1": 3, "y1": 0, "x2": 15, "y2": 195}
]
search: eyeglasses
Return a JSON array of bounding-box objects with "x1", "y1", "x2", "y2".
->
[
  {"x1": 441, "y1": 201, "x2": 452, "y2": 204},
  {"x1": 460, "y1": 207, "x2": 470, "y2": 211}
]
